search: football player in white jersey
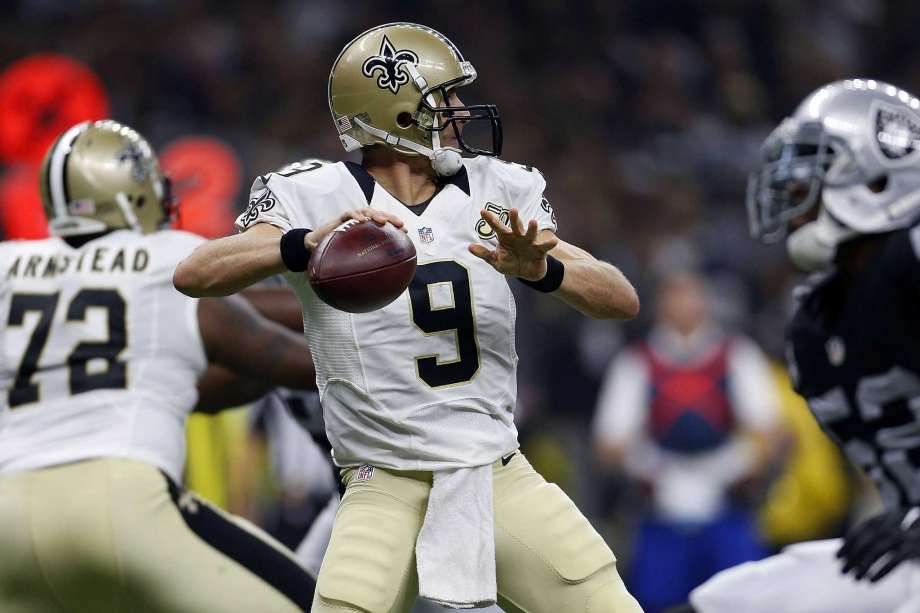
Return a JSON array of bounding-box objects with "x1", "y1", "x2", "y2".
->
[
  {"x1": 0, "y1": 120, "x2": 319, "y2": 612},
  {"x1": 175, "y1": 22, "x2": 642, "y2": 613}
]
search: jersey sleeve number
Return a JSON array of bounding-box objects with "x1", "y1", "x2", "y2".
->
[
  {"x1": 7, "y1": 289, "x2": 128, "y2": 408},
  {"x1": 408, "y1": 261, "x2": 480, "y2": 388}
]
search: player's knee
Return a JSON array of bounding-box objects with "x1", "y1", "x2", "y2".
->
[
  {"x1": 316, "y1": 539, "x2": 411, "y2": 612},
  {"x1": 316, "y1": 491, "x2": 419, "y2": 612}
]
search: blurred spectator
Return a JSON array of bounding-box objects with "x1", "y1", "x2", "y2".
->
[{"x1": 593, "y1": 272, "x2": 782, "y2": 613}]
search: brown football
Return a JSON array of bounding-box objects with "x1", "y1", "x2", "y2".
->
[{"x1": 308, "y1": 219, "x2": 417, "y2": 313}]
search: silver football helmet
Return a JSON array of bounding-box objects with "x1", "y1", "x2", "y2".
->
[{"x1": 747, "y1": 79, "x2": 920, "y2": 269}]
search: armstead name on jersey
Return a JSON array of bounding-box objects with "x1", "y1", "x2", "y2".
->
[{"x1": 6, "y1": 245, "x2": 151, "y2": 279}]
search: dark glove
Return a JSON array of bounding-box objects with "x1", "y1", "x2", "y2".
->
[{"x1": 837, "y1": 507, "x2": 920, "y2": 582}]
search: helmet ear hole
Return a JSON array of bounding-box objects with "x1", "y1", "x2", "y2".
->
[
  {"x1": 867, "y1": 175, "x2": 889, "y2": 193},
  {"x1": 396, "y1": 112, "x2": 413, "y2": 129},
  {"x1": 136, "y1": 195, "x2": 146, "y2": 208}
]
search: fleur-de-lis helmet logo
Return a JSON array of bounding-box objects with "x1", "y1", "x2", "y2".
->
[
  {"x1": 361, "y1": 35, "x2": 419, "y2": 94},
  {"x1": 116, "y1": 141, "x2": 151, "y2": 183}
]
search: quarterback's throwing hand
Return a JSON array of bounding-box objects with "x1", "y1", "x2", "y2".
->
[
  {"x1": 837, "y1": 507, "x2": 920, "y2": 582},
  {"x1": 469, "y1": 208, "x2": 558, "y2": 281},
  {"x1": 306, "y1": 208, "x2": 405, "y2": 249}
]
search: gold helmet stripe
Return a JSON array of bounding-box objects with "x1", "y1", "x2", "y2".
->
[{"x1": 48, "y1": 122, "x2": 90, "y2": 220}]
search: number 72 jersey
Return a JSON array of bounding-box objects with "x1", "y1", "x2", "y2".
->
[
  {"x1": 236, "y1": 157, "x2": 557, "y2": 471},
  {"x1": 0, "y1": 230, "x2": 207, "y2": 480}
]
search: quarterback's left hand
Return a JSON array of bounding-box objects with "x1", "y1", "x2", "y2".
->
[
  {"x1": 837, "y1": 507, "x2": 920, "y2": 582},
  {"x1": 469, "y1": 208, "x2": 558, "y2": 281}
]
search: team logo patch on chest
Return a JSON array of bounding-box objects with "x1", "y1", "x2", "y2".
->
[
  {"x1": 418, "y1": 226, "x2": 434, "y2": 243},
  {"x1": 825, "y1": 336, "x2": 846, "y2": 367},
  {"x1": 476, "y1": 202, "x2": 510, "y2": 239}
]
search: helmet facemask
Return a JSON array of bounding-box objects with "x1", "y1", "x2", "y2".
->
[
  {"x1": 747, "y1": 119, "x2": 838, "y2": 243},
  {"x1": 410, "y1": 65, "x2": 502, "y2": 157}
]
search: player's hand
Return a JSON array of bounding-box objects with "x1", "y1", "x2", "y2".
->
[
  {"x1": 837, "y1": 507, "x2": 920, "y2": 582},
  {"x1": 306, "y1": 208, "x2": 406, "y2": 250},
  {"x1": 468, "y1": 208, "x2": 558, "y2": 281}
]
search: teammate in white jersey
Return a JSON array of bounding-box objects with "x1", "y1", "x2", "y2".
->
[
  {"x1": 0, "y1": 120, "x2": 319, "y2": 612},
  {"x1": 175, "y1": 23, "x2": 642, "y2": 613}
]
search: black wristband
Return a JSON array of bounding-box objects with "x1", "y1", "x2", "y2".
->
[
  {"x1": 519, "y1": 255, "x2": 564, "y2": 293},
  {"x1": 280, "y1": 228, "x2": 312, "y2": 272}
]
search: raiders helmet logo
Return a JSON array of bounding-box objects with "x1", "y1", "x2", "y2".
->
[
  {"x1": 874, "y1": 102, "x2": 920, "y2": 162},
  {"x1": 361, "y1": 35, "x2": 419, "y2": 94}
]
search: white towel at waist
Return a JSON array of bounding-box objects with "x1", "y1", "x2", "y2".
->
[{"x1": 415, "y1": 464, "x2": 496, "y2": 609}]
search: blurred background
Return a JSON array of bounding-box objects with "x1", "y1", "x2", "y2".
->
[{"x1": 2, "y1": 0, "x2": 915, "y2": 610}]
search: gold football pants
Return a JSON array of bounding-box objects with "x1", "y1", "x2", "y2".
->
[
  {"x1": 313, "y1": 452, "x2": 642, "y2": 613},
  {"x1": 0, "y1": 458, "x2": 314, "y2": 612}
]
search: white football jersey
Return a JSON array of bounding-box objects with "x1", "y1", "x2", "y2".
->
[
  {"x1": 0, "y1": 229, "x2": 207, "y2": 481},
  {"x1": 235, "y1": 157, "x2": 557, "y2": 471}
]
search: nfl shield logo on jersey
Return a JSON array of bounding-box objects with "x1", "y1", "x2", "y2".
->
[
  {"x1": 356, "y1": 465, "x2": 375, "y2": 482},
  {"x1": 418, "y1": 226, "x2": 434, "y2": 243}
]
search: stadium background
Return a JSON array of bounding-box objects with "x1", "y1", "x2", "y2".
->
[{"x1": 2, "y1": 0, "x2": 915, "y2": 607}]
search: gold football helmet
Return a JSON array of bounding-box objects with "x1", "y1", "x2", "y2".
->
[
  {"x1": 328, "y1": 22, "x2": 501, "y2": 174},
  {"x1": 39, "y1": 120, "x2": 173, "y2": 237}
]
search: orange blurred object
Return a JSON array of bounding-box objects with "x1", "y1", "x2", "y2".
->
[
  {"x1": 0, "y1": 54, "x2": 109, "y2": 166},
  {"x1": 161, "y1": 136, "x2": 242, "y2": 239}
]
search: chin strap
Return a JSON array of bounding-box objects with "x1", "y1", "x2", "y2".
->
[
  {"x1": 115, "y1": 192, "x2": 143, "y2": 233},
  {"x1": 352, "y1": 116, "x2": 462, "y2": 177}
]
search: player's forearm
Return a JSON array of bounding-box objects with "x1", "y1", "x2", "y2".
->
[
  {"x1": 200, "y1": 295, "x2": 316, "y2": 390},
  {"x1": 194, "y1": 364, "x2": 272, "y2": 414},
  {"x1": 174, "y1": 232, "x2": 286, "y2": 297},
  {"x1": 551, "y1": 253, "x2": 639, "y2": 320},
  {"x1": 258, "y1": 333, "x2": 317, "y2": 390},
  {"x1": 241, "y1": 287, "x2": 304, "y2": 332}
]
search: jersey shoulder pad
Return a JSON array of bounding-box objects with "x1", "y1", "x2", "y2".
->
[
  {"x1": 239, "y1": 160, "x2": 345, "y2": 232},
  {"x1": 147, "y1": 228, "x2": 207, "y2": 254},
  {"x1": 471, "y1": 156, "x2": 544, "y2": 187},
  {"x1": 133, "y1": 229, "x2": 204, "y2": 275},
  {"x1": 467, "y1": 157, "x2": 546, "y2": 205},
  {"x1": 260, "y1": 159, "x2": 343, "y2": 196}
]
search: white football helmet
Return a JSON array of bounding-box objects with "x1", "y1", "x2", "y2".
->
[{"x1": 747, "y1": 79, "x2": 920, "y2": 269}]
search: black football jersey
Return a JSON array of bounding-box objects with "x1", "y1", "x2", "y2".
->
[{"x1": 788, "y1": 224, "x2": 920, "y2": 509}]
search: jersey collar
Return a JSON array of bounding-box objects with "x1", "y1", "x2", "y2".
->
[{"x1": 344, "y1": 161, "x2": 470, "y2": 206}]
